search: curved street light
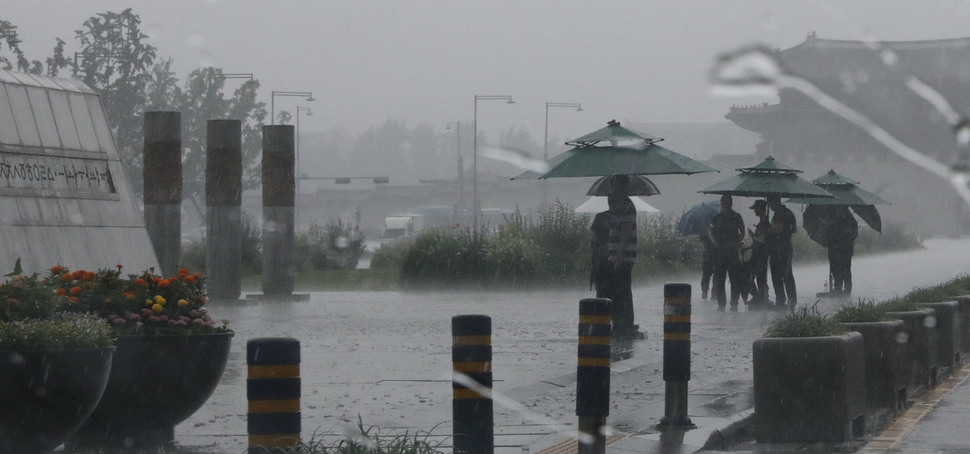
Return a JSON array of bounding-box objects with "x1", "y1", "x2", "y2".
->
[
  {"x1": 473, "y1": 95, "x2": 514, "y2": 222},
  {"x1": 543, "y1": 102, "x2": 583, "y2": 207},
  {"x1": 271, "y1": 90, "x2": 314, "y2": 125}
]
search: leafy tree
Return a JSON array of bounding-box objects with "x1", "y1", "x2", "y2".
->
[
  {"x1": 0, "y1": 20, "x2": 34, "y2": 73},
  {"x1": 72, "y1": 9, "x2": 158, "y2": 194}
]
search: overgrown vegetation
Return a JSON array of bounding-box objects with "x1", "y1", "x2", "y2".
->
[
  {"x1": 294, "y1": 219, "x2": 366, "y2": 272},
  {"x1": 892, "y1": 273, "x2": 970, "y2": 305},
  {"x1": 831, "y1": 299, "x2": 894, "y2": 323},
  {"x1": 273, "y1": 419, "x2": 445, "y2": 454},
  {"x1": 764, "y1": 305, "x2": 847, "y2": 338},
  {"x1": 875, "y1": 297, "x2": 924, "y2": 313}
]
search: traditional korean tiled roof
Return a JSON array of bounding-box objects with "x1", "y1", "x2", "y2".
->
[{"x1": 777, "y1": 33, "x2": 970, "y2": 84}]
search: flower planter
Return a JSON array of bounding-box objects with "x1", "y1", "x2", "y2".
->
[
  {"x1": 887, "y1": 308, "x2": 937, "y2": 393},
  {"x1": 922, "y1": 301, "x2": 959, "y2": 374},
  {"x1": 0, "y1": 347, "x2": 114, "y2": 454},
  {"x1": 841, "y1": 320, "x2": 909, "y2": 421},
  {"x1": 71, "y1": 332, "x2": 233, "y2": 448},
  {"x1": 954, "y1": 295, "x2": 970, "y2": 357},
  {"x1": 753, "y1": 332, "x2": 866, "y2": 443}
]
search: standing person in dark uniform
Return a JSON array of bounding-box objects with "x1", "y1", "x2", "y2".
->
[
  {"x1": 600, "y1": 175, "x2": 638, "y2": 337},
  {"x1": 745, "y1": 200, "x2": 770, "y2": 308},
  {"x1": 589, "y1": 210, "x2": 611, "y2": 293},
  {"x1": 767, "y1": 195, "x2": 797, "y2": 309},
  {"x1": 707, "y1": 195, "x2": 745, "y2": 312},
  {"x1": 825, "y1": 205, "x2": 858, "y2": 295}
]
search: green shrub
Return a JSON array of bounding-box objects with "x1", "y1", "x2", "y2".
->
[
  {"x1": 832, "y1": 299, "x2": 893, "y2": 323},
  {"x1": 637, "y1": 213, "x2": 704, "y2": 277},
  {"x1": 764, "y1": 305, "x2": 846, "y2": 338},
  {"x1": 400, "y1": 227, "x2": 488, "y2": 289},
  {"x1": 295, "y1": 218, "x2": 365, "y2": 271},
  {"x1": 369, "y1": 240, "x2": 412, "y2": 269},
  {"x1": 895, "y1": 274, "x2": 970, "y2": 304},
  {"x1": 876, "y1": 297, "x2": 923, "y2": 313},
  {"x1": 0, "y1": 313, "x2": 114, "y2": 350}
]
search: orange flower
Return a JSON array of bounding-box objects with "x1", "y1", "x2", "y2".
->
[
  {"x1": 158, "y1": 279, "x2": 171, "y2": 288},
  {"x1": 50, "y1": 265, "x2": 62, "y2": 274},
  {"x1": 72, "y1": 270, "x2": 85, "y2": 280},
  {"x1": 153, "y1": 277, "x2": 162, "y2": 285},
  {"x1": 55, "y1": 288, "x2": 66, "y2": 296},
  {"x1": 134, "y1": 278, "x2": 146, "y2": 286},
  {"x1": 69, "y1": 296, "x2": 78, "y2": 302},
  {"x1": 184, "y1": 275, "x2": 196, "y2": 284},
  {"x1": 178, "y1": 269, "x2": 190, "y2": 277},
  {"x1": 122, "y1": 291, "x2": 134, "y2": 299},
  {"x1": 70, "y1": 286, "x2": 82, "y2": 296},
  {"x1": 61, "y1": 273, "x2": 72, "y2": 282}
]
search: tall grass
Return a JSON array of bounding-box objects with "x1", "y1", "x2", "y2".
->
[{"x1": 764, "y1": 304, "x2": 847, "y2": 338}]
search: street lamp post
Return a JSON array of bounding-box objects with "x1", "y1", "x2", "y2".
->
[
  {"x1": 473, "y1": 95, "x2": 514, "y2": 222},
  {"x1": 295, "y1": 106, "x2": 313, "y2": 201},
  {"x1": 446, "y1": 121, "x2": 464, "y2": 222},
  {"x1": 271, "y1": 90, "x2": 314, "y2": 125},
  {"x1": 543, "y1": 102, "x2": 583, "y2": 207}
]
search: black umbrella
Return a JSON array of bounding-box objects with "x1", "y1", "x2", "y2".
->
[
  {"x1": 677, "y1": 200, "x2": 720, "y2": 235},
  {"x1": 586, "y1": 175, "x2": 661, "y2": 197}
]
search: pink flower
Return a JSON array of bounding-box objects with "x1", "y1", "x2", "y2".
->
[{"x1": 128, "y1": 313, "x2": 141, "y2": 320}]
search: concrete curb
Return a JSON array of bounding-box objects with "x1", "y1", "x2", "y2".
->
[{"x1": 699, "y1": 408, "x2": 756, "y2": 451}]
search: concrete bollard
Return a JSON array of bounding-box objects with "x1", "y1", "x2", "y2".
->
[
  {"x1": 261, "y1": 125, "x2": 296, "y2": 295},
  {"x1": 658, "y1": 283, "x2": 694, "y2": 429},
  {"x1": 143, "y1": 111, "x2": 181, "y2": 277},
  {"x1": 576, "y1": 298, "x2": 611, "y2": 454},
  {"x1": 205, "y1": 119, "x2": 242, "y2": 301},
  {"x1": 247, "y1": 338, "x2": 301, "y2": 453},
  {"x1": 452, "y1": 315, "x2": 493, "y2": 454}
]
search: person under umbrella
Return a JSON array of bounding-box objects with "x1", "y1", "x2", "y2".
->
[
  {"x1": 600, "y1": 175, "x2": 638, "y2": 337},
  {"x1": 707, "y1": 195, "x2": 746, "y2": 312},
  {"x1": 767, "y1": 195, "x2": 798, "y2": 310},
  {"x1": 746, "y1": 199, "x2": 771, "y2": 308}
]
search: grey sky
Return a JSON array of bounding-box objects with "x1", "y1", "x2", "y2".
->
[{"x1": 6, "y1": 0, "x2": 970, "y2": 139}]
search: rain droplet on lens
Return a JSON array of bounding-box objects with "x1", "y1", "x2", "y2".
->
[{"x1": 895, "y1": 331, "x2": 909, "y2": 344}]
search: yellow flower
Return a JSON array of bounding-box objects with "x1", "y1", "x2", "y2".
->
[
  {"x1": 177, "y1": 299, "x2": 188, "y2": 307},
  {"x1": 145, "y1": 299, "x2": 153, "y2": 306},
  {"x1": 152, "y1": 303, "x2": 163, "y2": 313},
  {"x1": 154, "y1": 295, "x2": 166, "y2": 305}
]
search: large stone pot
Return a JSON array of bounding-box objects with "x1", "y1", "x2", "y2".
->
[
  {"x1": 922, "y1": 301, "x2": 960, "y2": 373},
  {"x1": 0, "y1": 347, "x2": 114, "y2": 454},
  {"x1": 887, "y1": 308, "x2": 937, "y2": 393},
  {"x1": 71, "y1": 332, "x2": 233, "y2": 448},
  {"x1": 753, "y1": 332, "x2": 866, "y2": 443},
  {"x1": 955, "y1": 295, "x2": 970, "y2": 355},
  {"x1": 841, "y1": 320, "x2": 909, "y2": 421}
]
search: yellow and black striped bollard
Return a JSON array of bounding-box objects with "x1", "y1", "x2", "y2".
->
[
  {"x1": 452, "y1": 315, "x2": 493, "y2": 454},
  {"x1": 577, "y1": 298, "x2": 611, "y2": 454},
  {"x1": 247, "y1": 337, "x2": 301, "y2": 453},
  {"x1": 659, "y1": 283, "x2": 694, "y2": 428}
]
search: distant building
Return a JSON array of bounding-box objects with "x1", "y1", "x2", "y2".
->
[{"x1": 723, "y1": 33, "x2": 970, "y2": 235}]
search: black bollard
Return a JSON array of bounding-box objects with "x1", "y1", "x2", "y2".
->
[
  {"x1": 247, "y1": 338, "x2": 301, "y2": 453},
  {"x1": 143, "y1": 111, "x2": 181, "y2": 277},
  {"x1": 452, "y1": 315, "x2": 493, "y2": 454},
  {"x1": 205, "y1": 119, "x2": 242, "y2": 301},
  {"x1": 658, "y1": 283, "x2": 695, "y2": 429},
  {"x1": 576, "y1": 298, "x2": 611, "y2": 454}
]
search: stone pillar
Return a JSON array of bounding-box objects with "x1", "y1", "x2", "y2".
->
[
  {"x1": 143, "y1": 111, "x2": 181, "y2": 277},
  {"x1": 206, "y1": 120, "x2": 242, "y2": 301},
  {"x1": 261, "y1": 125, "x2": 295, "y2": 295}
]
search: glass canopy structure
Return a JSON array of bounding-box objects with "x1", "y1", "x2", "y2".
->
[{"x1": 0, "y1": 70, "x2": 158, "y2": 273}]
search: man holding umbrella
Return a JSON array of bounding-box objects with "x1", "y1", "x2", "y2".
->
[
  {"x1": 602, "y1": 175, "x2": 638, "y2": 336},
  {"x1": 707, "y1": 195, "x2": 745, "y2": 311},
  {"x1": 767, "y1": 195, "x2": 798, "y2": 309}
]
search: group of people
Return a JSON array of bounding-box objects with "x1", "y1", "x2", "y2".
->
[
  {"x1": 588, "y1": 174, "x2": 857, "y2": 333},
  {"x1": 702, "y1": 194, "x2": 798, "y2": 311}
]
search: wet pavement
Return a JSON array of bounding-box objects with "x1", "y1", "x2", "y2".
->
[{"x1": 74, "y1": 236, "x2": 970, "y2": 454}]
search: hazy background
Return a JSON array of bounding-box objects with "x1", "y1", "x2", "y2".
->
[{"x1": 8, "y1": 0, "x2": 970, "y2": 139}]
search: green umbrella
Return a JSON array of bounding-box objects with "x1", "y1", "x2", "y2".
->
[
  {"x1": 787, "y1": 169, "x2": 889, "y2": 232},
  {"x1": 788, "y1": 170, "x2": 890, "y2": 206},
  {"x1": 698, "y1": 156, "x2": 835, "y2": 199},
  {"x1": 512, "y1": 120, "x2": 717, "y2": 179},
  {"x1": 565, "y1": 119, "x2": 664, "y2": 147}
]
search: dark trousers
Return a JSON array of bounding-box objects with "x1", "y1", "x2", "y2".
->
[
  {"x1": 596, "y1": 262, "x2": 634, "y2": 333},
  {"x1": 828, "y1": 243, "x2": 853, "y2": 294},
  {"x1": 769, "y1": 245, "x2": 796, "y2": 306},
  {"x1": 701, "y1": 251, "x2": 715, "y2": 298},
  {"x1": 712, "y1": 248, "x2": 742, "y2": 308},
  {"x1": 748, "y1": 249, "x2": 769, "y2": 305}
]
